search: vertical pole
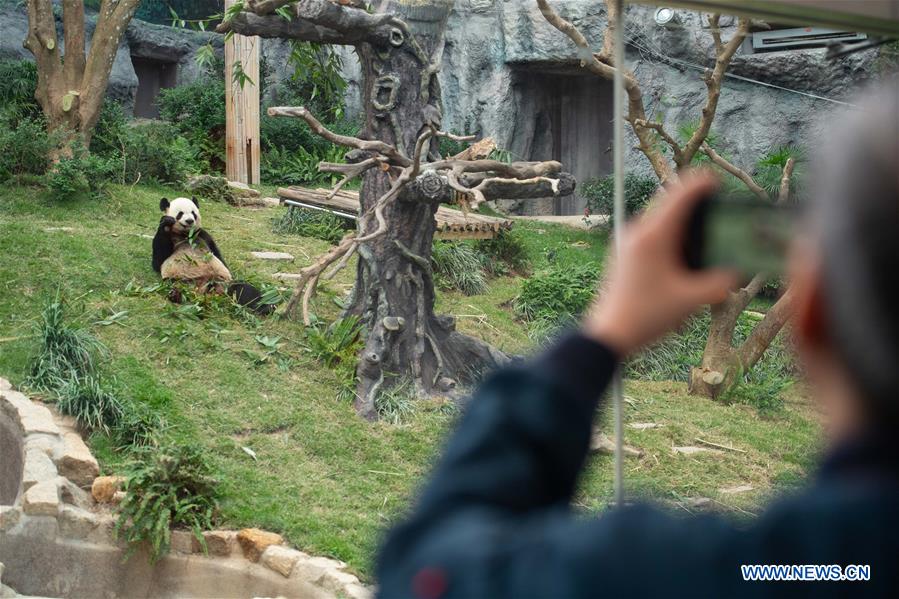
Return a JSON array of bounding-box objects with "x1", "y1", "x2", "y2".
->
[
  {"x1": 611, "y1": 0, "x2": 626, "y2": 508},
  {"x1": 224, "y1": 0, "x2": 260, "y2": 185}
]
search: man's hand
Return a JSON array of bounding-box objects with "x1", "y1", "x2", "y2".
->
[{"x1": 583, "y1": 174, "x2": 739, "y2": 357}]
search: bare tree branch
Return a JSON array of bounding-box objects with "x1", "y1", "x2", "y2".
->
[
  {"x1": 679, "y1": 17, "x2": 750, "y2": 167},
  {"x1": 283, "y1": 233, "x2": 358, "y2": 324},
  {"x1": 268, "y1": 106, "x2": 413, "y2": 166},
  {"x1": 777, "y1": 157, "x2": 796, "y2": 204},
  {"x1": 700, "y1": 143, "x2": 769, "y2": 201}
]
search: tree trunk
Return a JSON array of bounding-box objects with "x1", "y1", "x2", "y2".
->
[
  {"x1": 24, "y1": 0, "x2": 141, "y2": 151},
  {"x1": 689, "y1": 301, "x2": 742, "y2": 399},
  {"x1": 343, "y1": 1, "x2": 509, "y2": 417}
]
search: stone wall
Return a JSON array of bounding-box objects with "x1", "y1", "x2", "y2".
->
[{"x1": 0, "y1": 378, "x2": 371, "y2": 599}]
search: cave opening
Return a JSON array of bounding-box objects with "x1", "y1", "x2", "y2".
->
[
  {"x1": 508, "y1": 68, "x2": 614, "y2": 215},
  {"x1": 131, "y1": 56, "x2": 179, "y2": 119}
]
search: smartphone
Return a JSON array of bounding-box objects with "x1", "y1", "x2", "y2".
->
[{"x1": 683, "y1": 194, "x2": 795, "y2": 276}]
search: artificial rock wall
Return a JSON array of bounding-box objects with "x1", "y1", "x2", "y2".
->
[{"x1": 343, "y1": 0, "x2": 877, "y2": 215}]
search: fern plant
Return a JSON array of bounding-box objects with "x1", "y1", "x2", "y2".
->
[{"x1": 116, "y1": 444, "x2": 219, "y2": 563}]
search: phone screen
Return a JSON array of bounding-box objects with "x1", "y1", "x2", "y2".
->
[{"x1": 685, "y1": 196, "x2": 795, "y2": 276}]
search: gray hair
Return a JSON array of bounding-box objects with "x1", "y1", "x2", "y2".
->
[{"x1": 815, "y1": 78, "x2": 899, "y2": 422}]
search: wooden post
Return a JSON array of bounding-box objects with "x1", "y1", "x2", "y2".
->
[{"x1": 224, "y1": 0, "x2": 260, "y2": 185}]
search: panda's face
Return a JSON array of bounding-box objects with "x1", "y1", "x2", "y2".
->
[{"x1": 160, "y1": 197, "x2": 200, "y2": 234}]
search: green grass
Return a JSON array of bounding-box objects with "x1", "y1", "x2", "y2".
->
[{"x1": 0, "y1": 182, "x2": 821, "y2": 580}]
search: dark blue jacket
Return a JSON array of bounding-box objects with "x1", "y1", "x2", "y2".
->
[{"x1": 377, "y1": 335, "x2": 899, "y2": 598}]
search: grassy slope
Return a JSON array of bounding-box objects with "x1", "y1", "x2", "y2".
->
[{"x1": 0, "y1": 183, "x2": 820, "y2": 579}]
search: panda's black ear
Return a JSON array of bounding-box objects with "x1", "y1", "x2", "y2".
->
[
  {"x1": 190, "y1": 196, "x2": 199, "y2": 208},
  {"x1": 159, "y1": 197, "x2": 170, "y2": 212}
]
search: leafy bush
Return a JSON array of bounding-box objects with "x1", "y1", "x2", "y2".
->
[
  {"x1": 274, "y1": 41, "x2": 347, "y2": 122},
  {"x1": 431, "y1": 242, "x2": 488, "y2": 296},
  {"x1": 375, "y1": 378, "x2": 416, "y2": 425},
  {"x1": 116, "y1": 443, "x2": 219, "y2": 562},
  {"x1": 90, "y1": 100, "x2": 130, "y2": 156},
  {"x1": 261, "y1": 144, "x2": 345, "y2": 187},
  {"x1": 119, "y1": 122, "x2": 203, "y2": 185},
  {"x1": 582, "y1": 173, "x2": 658, "y2": 217},
  {"x1": 26, "y1": 294, "x2": 106, "y2": 392},
  {"x1": 0, "y1": 60, "x2": 41, "y2": 122},
  {"x1": 272, "y1": 205, "x2": 350, "y2": 244},
  {"x1": 158, "y1": 78, "x2": 226, "y2": 170},
  {"x1": 515, "y1": 263, "x2": 600, "y2": 326},
  {"x1": 47, "y1": 149, "x2": 117, "y2": 200},
  {"x1": 0, "y1": 117, "x2": 55, "y2": 180},
  {"x1": 474, "y1": 230, "x2": 530, "y2": 276}
]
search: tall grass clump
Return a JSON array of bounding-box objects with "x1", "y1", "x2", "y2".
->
[
  {"x1": 431, "y1": 242, "x2": 488, "y2": 296},
  {"x1": 515, "y1": 263, "x2": 600, "y2": 338},
  {"x1": 56, "y1": 375, "x2": 124, "y2": 433},
  {"x1": 272, "y1": 205, "x2": 350, "y2": 244},
  {"x1": 26, "y1": 293, "x2": 106, "y2": 392},
  {"x1": 375, "y1": 377, "x2": 417, "y2": 425}
]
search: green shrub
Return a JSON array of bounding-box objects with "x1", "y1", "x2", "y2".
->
[
  {"x1": 375, "y1": 378, "x2": 416, "y2": 425},
  {"x1": 47, "y1": 149, "x2": 116, "y2": 200},
  {"x1": 431, "y1": 242, "x2": 489, "y2": 296},
  {"x1": 116, "y1": 443, "x2": 219, "y2": 562},
  {"x1": 90, "y1": 100, "x2": 130, "y2": 156},
  {"x1": 158, "y1": 78, "x2": 226, "y2": 169},
  {"x1": 0, "y1": 117, "x2": 55, "y2": 180},
  {"x1": 261, "y1": 144, "x2": 346, "y2": 187},
  {"x1": 582, "y1": 173, "x2": 658, "y2": 217},
  {"x1": 26, "y1": 294, "x2": 106, "y2": 392},
  {"x1": 515, "y1": 263, "x2": 600, "y2": 325},
  {"x1": 272, "y1": 205, "x2": 350, "y2": 244},
  {"x1": 119, "y1": 122, "x2": 203, "y2": 185},
  {"x1": 0, "y1": 60, "x2": 40, "y2": 122},
  {"x1": 474, "y1": 230, "x2": 530, "y2": 276}
]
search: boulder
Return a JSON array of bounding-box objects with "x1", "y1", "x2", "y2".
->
[
  {"x1": 261, "y1": 545, "x2": 304, "y2": 577},
  {"x1": 171, "y1": 530, "x2": 201, "y2": 554},
  {"x1": 23, "y1": 480, "x2": 59, "y2": 517},
  {"x1": 203, "y1": 530, "x2": 237, "y2": 557},
  {"x1": 58, "y1": 505, "x2": 103, "y2": 540},
  {"x1": 293, "y1": 555, "x2": 346, "y2": 585},
  {"x1": 22, "y1": 448, "x2": 57, "y2": 491},
  {"x1": 91, "y1": 476, "x2": 125, "y2": 504},
  {"x1": 227, "y1": 180, "x2": 261, "y2": 198},
  {"x1": 0, "y1": 378, "x2": 11, "y2": 391},
  {"x1": 58, "y1": 432, "x2": 100, "y2": 488},
  {"x1": 319, "y1": 568, "x2": 362, "y2": 595},
  {"x1": 237, "y1": 528, "x2": 283, "y2": 563}
]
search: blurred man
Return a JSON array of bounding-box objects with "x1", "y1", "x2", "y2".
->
[{"x1": 376, "y1": 80, "x2": 899, "y2": 598}]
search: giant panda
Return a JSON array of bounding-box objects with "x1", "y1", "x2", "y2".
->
[{"x1": 152, "y1": 196, "x2": 274, "y2": 315}]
